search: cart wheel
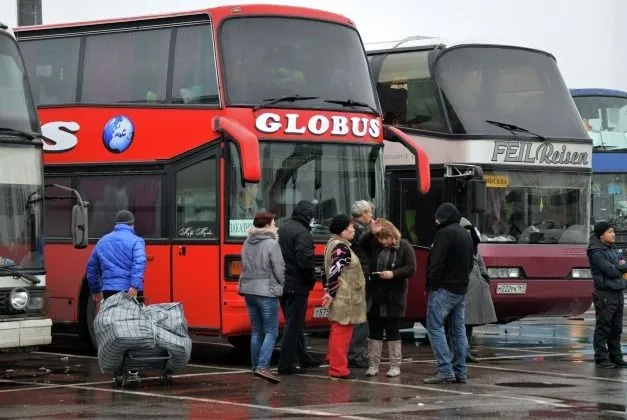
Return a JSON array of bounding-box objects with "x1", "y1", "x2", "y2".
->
[
  {"x1": 114, "y1": 375, "x2": 124, "y2": 389},
  {"x1": 161, "y1": 373, "x2": 173, "y2": 386},
  {"x1": 121, "y1": 374, "x2": 128, "y2": 389}
]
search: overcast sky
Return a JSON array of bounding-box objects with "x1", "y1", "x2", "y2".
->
[{"x1": 3, "y1": 0, "x2": 625, "y2": 91}]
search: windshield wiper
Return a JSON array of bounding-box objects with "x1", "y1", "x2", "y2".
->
[
  {"x1": 485, "y1": 120, "x2": 547, "y2": 141},
  {"x1": 324, "y1": 99, "x2": 379, "y2": 116},
  {"x1": 0, "y1": 127, "x2": 37, "y2": 140},
  {"x1": 252, "y1": 95, "x2": 319, "y2": 111},
  {"x1": 0, "y1": 265, "x2": 40, "y2": 286}
]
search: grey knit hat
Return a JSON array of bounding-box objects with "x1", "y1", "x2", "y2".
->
[{"x1": 115, "y1": 209, "x2": 135, "y2": 225}]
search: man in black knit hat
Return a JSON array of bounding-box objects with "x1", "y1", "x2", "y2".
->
[
  {"x1": 588, "y1": 221, "x2": 627, "y2": 368},
  {"x1": 86, "y1": 209, "x2": 146, "y2": 302}
]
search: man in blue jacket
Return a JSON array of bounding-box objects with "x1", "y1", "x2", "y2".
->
[
  {"x1": 87, "y1": 210, "x2": 146, "y2": 301},
  {"x1": 588, "y1": 221, "x2": 627, "y2": 368}
]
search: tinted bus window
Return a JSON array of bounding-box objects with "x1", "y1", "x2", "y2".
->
[
  {"x1": 82, "y1": 29, "x2": 170, "y2": 104},
  {"x1": 175, "y1": 158, "x2": 218, "y2": 239},
  {"x1": 171, "y1": 25, "x2": 219, "y2": 105},
  {"x1": 78, "y1": 175, "x2": 163, "y2": 238},
  {"x1": 20, "y1": 37, "x2": 80, "y2": 106},
  {"x1": 376, "y1": 51, "x2": 446, "y2": 132},
  {"x1": 44, "y1": 176, "x2": 73, "y2": 238}
]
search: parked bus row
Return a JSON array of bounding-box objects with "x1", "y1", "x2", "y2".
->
[{"x1": 12, "y1": 4, "x2": 593, "y2": 349}]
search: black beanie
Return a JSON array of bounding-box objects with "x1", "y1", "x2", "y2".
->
[
  {"x1": 329, "y1": 214, "x2": 352, "y2": 235},
  {"x1": 594, "y1": 221, "x2": 612, "y2": 238},
  {"x1": 115, "y1": 209, "x2": 135, "y2": 225}
]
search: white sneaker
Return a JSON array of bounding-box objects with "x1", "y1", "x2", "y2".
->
[
  {"x1": 365, "y1": 366, "x2": 379, "y2": 376},
  {"x1": 386, "y1": 366, "x2": 400, "y2": 377}
]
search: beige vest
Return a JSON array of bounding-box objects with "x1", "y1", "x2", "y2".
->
[{"x1": 324, "y1": 236, "x2": 367, "y2": 325}]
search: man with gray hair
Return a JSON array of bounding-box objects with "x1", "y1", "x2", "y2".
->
[{"x1": 347, "y1": 200, "x2": 374, "y2": 368}]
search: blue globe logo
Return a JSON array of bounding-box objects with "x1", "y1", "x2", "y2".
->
[{"x1": 102, "y1": 115, "x2": 135, "y2": 153}]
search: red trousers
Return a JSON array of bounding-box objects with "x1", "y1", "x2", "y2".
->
[{"x1": 327, "y1": 322, "x2": 354, "y2": 377}]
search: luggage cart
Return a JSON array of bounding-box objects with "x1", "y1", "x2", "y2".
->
[{"x1": 113, "y1": 348, "x2": 173, "y2": 389}]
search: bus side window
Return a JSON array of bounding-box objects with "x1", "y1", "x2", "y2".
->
[
  {"x1": 170, "y1": 25, "x2": 219, "y2": 105},
  {"x1": 175, "y1": 158, "x2": 218, "y2": 239}
]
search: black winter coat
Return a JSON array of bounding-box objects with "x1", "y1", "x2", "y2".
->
[
  {"x1": 427, "y1": 203, "x2": 474, "y2": 295},
  {"x1": 588, "y1": 235, "x2": 627, "y2": 293},
  {"x1": 277, "y1": 201, "x2": 316, "y2": 295},
  {"x1": 361, "y1": 232, "x2": 416, "y2": 318},
  {"x1": 351, "y1": 218, "x2": 371, "y2": 280}
]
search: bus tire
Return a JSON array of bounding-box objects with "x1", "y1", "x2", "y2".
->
[{"x1": 85, "y1": 297, "x2": 98, "y2": 349}]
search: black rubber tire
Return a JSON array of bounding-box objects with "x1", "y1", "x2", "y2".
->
[{"x1": 86, "y1": 296, "x2": 98, "y2": 349}]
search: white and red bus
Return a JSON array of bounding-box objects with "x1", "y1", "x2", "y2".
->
[
  {"x1": 367, "y1": 38, "x2": 593, "y2": 324},
  {"x1": 15, "y1": 5, "x2": 429, "y2": 348},
  {"x1": 0, "y1": 23, "x2": 87, "y2": 350}
]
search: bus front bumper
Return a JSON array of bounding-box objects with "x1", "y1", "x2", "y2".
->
[{"x1": 0, "y1": 318, "x2": 52, "y2": 349}]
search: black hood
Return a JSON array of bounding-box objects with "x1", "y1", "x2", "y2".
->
[
  {"x1": 588, "y1": 234, "x2": 611, "y2": 253},
  {"x1": 435, "y1": 202, "x2": 461, "y2": 228},
  {"x1": 291, "y1": 200, "x2": 315, "y2": 229}
]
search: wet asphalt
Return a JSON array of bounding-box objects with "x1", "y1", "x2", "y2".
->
[{"x1": 1, "y1": 307, "x2": 627, "y2": 419}]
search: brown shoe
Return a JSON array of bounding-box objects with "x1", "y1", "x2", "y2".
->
[{"x1": 254, "y1": 368, "x2": 280, "y2": 383}]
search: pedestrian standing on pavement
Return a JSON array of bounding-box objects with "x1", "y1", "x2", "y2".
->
[
  {"x1": 86, "y1": 210, "x2": 146, "y2": 302},
  {"x1": 347, "y1": 200, "x2": 374, "y2": 369},
  {"x1": 360, "y1": 218, "x2": 416, "y2": 377},
  {"x1": 588, "y1": 221, "x2": 627, "y2": 368},
  {"x1": 424, "y1": 203, "x2": 474, "y2": 384},
  {"x1": 277, "y1": 200, "x2": 321, "y2": 375},
  {"x1": 457, "y1": 217, "x2": 496, "y2": 362},
  {"x1": 238, "y1": 211, "x2": 285, "y2": 383},
  {"x1": 322, "y1": 214, "x2": 367, "y2": 380}
]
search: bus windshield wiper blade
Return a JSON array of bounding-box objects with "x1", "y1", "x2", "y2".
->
[
  {"x1": 252, "y1": 95, "x2": 319, "y2": 111},
  {"x1": 485, "y1": 120, "x2": 547, "y2": 140},
  {"x1": 0, "y1": 266, "x2": 40, "y2": 285},
  {"x1": 0, "y1": 127, "x2": 37, "y2": 140},
  {"x1": 324, "y1": 99, "x2": 379, "y2": 116}
]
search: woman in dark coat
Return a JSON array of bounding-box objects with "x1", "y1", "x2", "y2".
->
[{"x1": 360, "y1": 218, "x2": 416, "y2": 377}]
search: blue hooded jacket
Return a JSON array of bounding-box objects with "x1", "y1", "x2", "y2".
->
[{"x1": 86, "y1": 224, "x2": 146, "y2": 293}]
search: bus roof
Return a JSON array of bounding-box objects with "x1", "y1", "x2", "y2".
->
[
  {"x1": 365, "y1": 36, "x2": 554, "y2": 60},
  {"x1": 13, "y1": 4, "x2": 354, "y2": 34},
  {"x1": 570, "y1": 88, "x2": 627, "y2": 98}
]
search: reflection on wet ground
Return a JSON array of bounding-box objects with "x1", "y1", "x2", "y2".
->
[{"x1": 1, "y1": 310, "x2": 627, "y2": 419}]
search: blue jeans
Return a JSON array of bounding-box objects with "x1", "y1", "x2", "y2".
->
[
  {"x1": 245, "y1": 295, "x2": 279, "y2": 371},
  {"x1": 426, "y1": 288, "x2": 468, "y2": 379}
]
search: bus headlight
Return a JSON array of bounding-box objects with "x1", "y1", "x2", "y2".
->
[
  {"x1": 570, "y1": 269, "x2": 592, "y2": 279},
  {"x1": 9, "y1": 288, "x2": 29, "y2": 310}
]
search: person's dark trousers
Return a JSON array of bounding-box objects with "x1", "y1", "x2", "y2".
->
[
  {"x1": 593, "y1": 290, "x2": 624, "y2": 364},
  {"x1": 278, "y1": 292, "x2": 316, "y2": 372},
  {"x1": 348, "y1": 321, "x2": 369, "y2": 366}
]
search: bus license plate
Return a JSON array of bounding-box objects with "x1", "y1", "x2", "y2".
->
[
  {"x1": 496, "y1": 283, "x2": 527, "y2": 294},
  {"x1": 313, "y1": 307, "x2": 329, "y2": 318}
]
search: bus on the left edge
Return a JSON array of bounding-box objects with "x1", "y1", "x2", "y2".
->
[{"x1": 0, "y1": 22, "x2": 87, "y2": 351}]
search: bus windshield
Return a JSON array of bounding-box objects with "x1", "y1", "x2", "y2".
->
[
  {"x1": 0, "y1": 32, "x2": 38, "y2": 134},
  {"x1": 228, "y1": 142, "x2": 384, "y2": 239},
  {"x1": 220, "y1": 17, "x2": 378, "y2": 113},
  {"x1": 477, "y1": 170, "x2": 590, "y2": 244},
  {"x1": 435, "y1": 46, "x2": 587, "y2": 139},
  {"x1": 572, "y1": 95, "x2": 627, "y2": 150},
  {"x1": 0, "y1": 145, "x2": 43, "y2": 269}
]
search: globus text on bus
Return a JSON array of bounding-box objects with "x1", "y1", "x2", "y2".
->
[
  {"x1": 491, "y1": 140, "x2": 590, "y2": 166},
  {"x1": 254, "y1": 112, "x2": 381, "y2": 138}
]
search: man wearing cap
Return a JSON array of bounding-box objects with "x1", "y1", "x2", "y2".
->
[
  {"x1": 588, "y1": 221, "x2": 627, "y2": 368},
  {"x1": 86, "y1": 210, "x2": 147, "y2": 302}
]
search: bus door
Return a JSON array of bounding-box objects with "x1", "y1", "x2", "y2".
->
[
  {"x1": 169, "y1": 149, "x2": 221, "y2": 331},
  {"x1": 387, "y1": 169, "x2": 433, "y2": 320}
]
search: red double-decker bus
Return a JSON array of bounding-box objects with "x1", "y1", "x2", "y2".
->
[{"x1": 15, "y1": 5, "x2": 429, "y2": 348}]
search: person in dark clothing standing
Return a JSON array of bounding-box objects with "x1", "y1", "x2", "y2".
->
[
  {"x1": 277, "y1": 200, "x2": 320, "y2": 374},
  {"x1": 424, "y1": 203, "x2": 474, "y2": 384},
  {"x1": 347, "y1": 200, "x2": 373, "y2": 368},
  {"x1": 588, "y1": 221, "x2": 627, "y2": 369},
  {"x1": 360, "y1": 218, "x2": 416, "y2": 377}
]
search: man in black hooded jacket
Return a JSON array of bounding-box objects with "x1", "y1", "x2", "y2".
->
[
  {"x1": 424, "y1": 202, "x2": 474, "y2": 384},
  {"x1": 588, "y1": 221, "x2": 627, "y2": 368},
  {"x1": 277, "y1": 200, "x2": 320, "y2": 374}
]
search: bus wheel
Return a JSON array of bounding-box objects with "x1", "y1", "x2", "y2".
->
[{"x1": 227, "y1": 336, "x2": 251, "y2": 354}]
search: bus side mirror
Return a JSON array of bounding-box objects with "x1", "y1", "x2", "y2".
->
[
  {"x1": 383, "y1": 125, "x2": 431, "y2": 194},
  {"x1": 72, "y1": 204, "x2": 88, "y2": 249},
  {"x1": 467, "y1": 177, "x2": 487, "y2": 213}
]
